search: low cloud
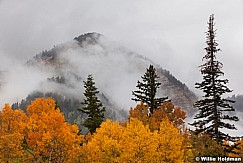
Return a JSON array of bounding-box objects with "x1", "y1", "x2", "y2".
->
[{"x1": 0, "y1": 57, "x2": 51, "y2": 106}]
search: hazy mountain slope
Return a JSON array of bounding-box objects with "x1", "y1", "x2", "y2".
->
[
  {"x1": 157, "y1": 68, "x2": 197, "y2": 115},
  {"x1": 12, "y1": 91, "x2": 127, "y2": 132},
  {"x1": 26, "y1": 32, "x2": 197, "y2": 116},
  {"x1": 227, "y1": 95, "x2": 243, "y2": 113}
]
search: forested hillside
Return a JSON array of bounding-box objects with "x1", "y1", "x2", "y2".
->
[
  {"x1": 25, "y1": 32, "x2": 197, "y2": 116},
  {"x1": 11, "y1": 91, "x2": 127, "y2": 133}
]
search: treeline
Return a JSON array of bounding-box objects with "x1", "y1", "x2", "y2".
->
[
  {"x1": 12, "y1": 91, "x2": 81, "y2": 124},
  {"x1": 1, "y1": 98, "x2": 242, "y2": 162},
  {"x1": 11, "y1": 91, "x2": 127, "y2": 134}
]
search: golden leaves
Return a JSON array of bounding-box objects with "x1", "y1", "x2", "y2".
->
[
  {"x1": 0, "y1": 104, "x2": 26, "y2": 162},
  {"x1": 0, "y1": 98, "x2": 83, "y2": 162},
  {"x1": 3, "y1": 98, "x2": 236, "y2": 163},
  {"x1": 24, "y1": 98, "x2": 84, "y2": 162},
  {"x1": 153, "y1": 118, "x2": 184, "y2": 163},
  {"x1": 80, "y1": 118, "x2": 184, "y2": 163}
]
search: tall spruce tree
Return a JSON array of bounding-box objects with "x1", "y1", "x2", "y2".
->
[
  {"x1": 79, "y1": 74, "x2": 105, "y2": 134},
  {"x1": 190, "y1": 15, "x2": 239, "y2": 146},
  {"x1": 132, "y1": 64, "x2": 168, "y2": 114}
]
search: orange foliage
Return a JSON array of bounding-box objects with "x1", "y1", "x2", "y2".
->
[
  {"x1": 0, "y1": 104, "x2": 27, "y2": 162},
  {"x1": 129, "y1": 102, "x2": 149, "y2": 125},
  {"x1": 237, "y1": 140, "x2": 243, "y2": 158},
  {"x1": 129, "y1": 101, "x2": 186, "y2": 131},
  {"x1": 0, "y1": 98, "x2": 213, "y2": 163},
  {"x1": 228, "y1": 139, "x2": 243, "y2": 158},
  {"x1": 24, "y1": 98, "x2": 84, "y2": 162},
  {"x1": 0, "y1": 98, "x2": 83, "y2": 162}
]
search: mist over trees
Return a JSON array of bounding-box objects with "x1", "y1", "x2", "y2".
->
[
  {"x1": 11, "y1": 91, "x2": 127, "y2": 134},
  {"x1": 228, "y1": 95, "x2": 243, "y2": 113}
]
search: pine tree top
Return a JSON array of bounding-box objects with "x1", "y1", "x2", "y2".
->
[
  {"x1": 132, "y1": 64, "x2": 168, "y2": 114},
  {"x1": 78, "y1": 74, "x2": 105, "y2": 134}
]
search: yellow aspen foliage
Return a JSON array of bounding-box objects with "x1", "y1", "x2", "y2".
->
[
  {"x1": 181, "y1": 129, "x2": 194, "y2": 163},
  {"x1": 66, "y1": 142, "x2": 92, "y2": 163},
  {"x1": 0, "y1": 104, "x2": 27, "y2": 162},
  {"x1": 153, "y1": 118, "x2": 184, "y2": 163},
  {"x1": 24, "y1": 98, "x2": 83, "y2": 162},
  {"x1": 84, "y1": 119, "x2": 124, "y2": 162},
  {"x1": 66, "y1": 120, "x2": 123, "y2": 163},
  {"x1": 75, "y1": 118, "x2": 184, "y2": 163},
  {"x1": 120, "y1": 118, "x2": 155, "y2": 162}
]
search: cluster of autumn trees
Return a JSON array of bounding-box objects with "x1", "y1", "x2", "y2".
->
[
  {"x1": 1, "y1": 98, "x2": 242, "y2": 162},
  {"x1": 0, "y1": 98, "x2": 186, "y2": 162},
  {"x1": 0, "y1": 98, "x2": 83, "y2": 162}
]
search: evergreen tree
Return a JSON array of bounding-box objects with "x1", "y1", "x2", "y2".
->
[
  {"x1": 190, "y1": 15, "x2": 239, "y2": 147},
  {"x1": 79, "y1": 74, "x2": 105, "y2": 134},
  {"x1": 132, "y1": 65, "x2": 168, "y2": 114}
]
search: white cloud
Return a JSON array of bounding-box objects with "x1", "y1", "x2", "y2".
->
[{"x1": 1, "y1": 0, "x2": 242, "y2": 95}]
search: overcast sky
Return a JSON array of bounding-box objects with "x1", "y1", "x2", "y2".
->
[{"x1": 1, "y1": 0, "x2": 243, "y2": 96}]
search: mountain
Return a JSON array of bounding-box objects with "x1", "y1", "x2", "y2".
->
[
  {"x1": 24, "y1": 32, "x2": 197, "y2": 119},
  {"x1": 228, "y1": 95, "x2": 243, "y2": 113}
]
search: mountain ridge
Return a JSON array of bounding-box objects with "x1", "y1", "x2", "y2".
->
[{"x1": 26, "y1": 32, "x2": 197, "y2": 115}]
